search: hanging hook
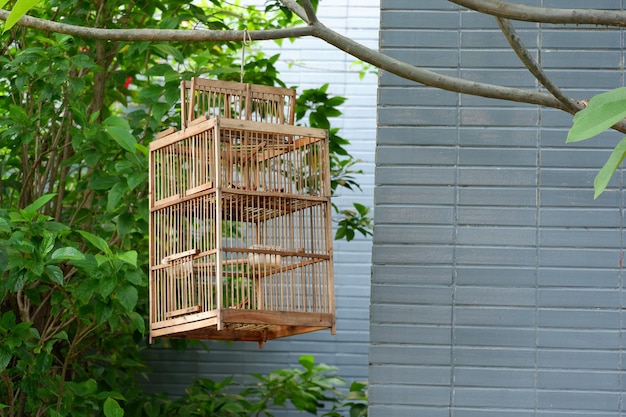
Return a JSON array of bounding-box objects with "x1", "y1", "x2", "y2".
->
[{"x1": 240, "y1": 29, "x2": 252, "y2": 83}]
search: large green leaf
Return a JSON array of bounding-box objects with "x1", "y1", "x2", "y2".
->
[
  {"x1": 51, "y1": 247, "x2": 85, "y2": 262},
  {"x1": 593, "y1": 136, "x2": 626, "y2": 199},
  {"x1": 104, "y1": 397, "x2": 124, "y2": 417},
  {"x1": 568, "y1": 87, "x2": 626, "y2": 143},
  {"x1": 45, "y1": 265, "x2": 64, "y2": 285},
  {"x1": 78, "y1": 230, "x2": 111, "y2": 255},
  {"x1": 0, "y1": 346, "x2": 11, "y2": 372},
  {"x1": 116, "y1": 284, "x2": 138, "y2": 313},
  {"x1": 118, "y1": 250, "x2": 137, "y2": 267},
  {"x1": 107, "y1": 181, "x2": 126, "y2": 212},
  {"x1": 22, "y1": 193, "x2": 56, "y2": 214},
  {"x1": 2, "y1": 0, "x2": 41, "y2": 33},
  {"x1": 105, "y1": 125, "x2": 137, "y2": 153}
]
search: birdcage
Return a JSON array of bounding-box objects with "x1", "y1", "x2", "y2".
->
[{"x1": 148, "y1": 82, "x2": 334, "y2": 345}]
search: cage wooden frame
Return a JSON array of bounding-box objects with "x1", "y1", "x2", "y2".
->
[
  {"x1": 180, "y1": 78, "x2": 297, "y2": 128},
  {"x1": 149, "y1": 115, "x2": 335, "y2": 345}
]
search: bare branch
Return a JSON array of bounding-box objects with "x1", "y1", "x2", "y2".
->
[
  {"x1": 310, "y1": 21, "x2": 568, "y2": 111},
  {"x1": 278, "y1": 0, "x2": 310, "y2": 24},
  {"x1": 0, "y1": 9, "x2": 314, "y2": 41},
  {"x1": 299, "y1": 0, "x2": 319, "y2": 24},
  {"x1": 495, "y1": 17, "x2": 580, "y2": 113},
  {"x1": 450, "y1": 0, "x2": 626, "y2": 27}
]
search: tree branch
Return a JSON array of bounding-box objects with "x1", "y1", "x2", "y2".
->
[
  {"x1": 0, "y1": 9, "x2": 314, "y2": 41},
  {"x1": 299, "y1": 0, "x2": 318, "y2": 24},
  {"x1": 310, "y1": 21, "x2": 568, "y2": 110},
  {"x1": 0, "y1": 6, "x2": 579, "y2": 112},
  {"x1": 495, "y1": 17, "x2": 580, "y2": 113},
  {"x1": 450, "y1": 0, "x2": 626, "y2": 27},
  {"x1": 278, "y1": 0, "x2": 310, "y2": 24}
]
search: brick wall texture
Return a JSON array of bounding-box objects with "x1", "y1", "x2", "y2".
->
[{"x1": 371, "y1": 1, "x2": 626, "y2": 416}]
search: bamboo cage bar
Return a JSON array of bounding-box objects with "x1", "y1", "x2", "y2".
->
[{"x1": 149, "y1": 82, "x2": 334, "y2": 344}]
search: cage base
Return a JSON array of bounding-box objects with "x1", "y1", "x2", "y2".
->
[{"x1": 150, "y1": 309, "x2": 335, "y2": 345}]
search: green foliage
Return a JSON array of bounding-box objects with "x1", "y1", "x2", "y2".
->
[
  {"x1": 0, "y1": 204, "x2": 145, "y2": 416},
  {"x1": 296, "y1": 85, "x2": 373, "y2": 241},
  {"x1": 159, "y1": 355, "x2": 368, "y2": 417},
  {"x1": 0, "y1": 1, "x2": 370, "y2": 415},
  {"x1": 568, "y1": 87, "x2": 626, "y2": 198},
  {"x1": 335, "y1": 203, "x2": 373, "y2": 242}
]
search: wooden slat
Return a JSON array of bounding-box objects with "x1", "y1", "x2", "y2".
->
[
  {"x1": 162, "y1": 249, "x2": 199, "y2": 263},
  {"x1": 151, "y1": 189, "x2": 216, "y2": 212},
  {"x1": 186, "y1": 182, "x2": 214, "y2": 196},
  {"x1": 153, "y1": 193, "x2": 181, "y2": 208},
  {"x1": 254, "y1": 136, "x2": 323, "y2": 163},
  {"x1": 151, "y1": 309, "x2": 219, "y2": 330},
  {"x1": 156, "y1": 127, "x2": 176, "y2": 139},
  {"x1": 165, "y1": 305, "x2": 203, "y2": 318},
  {"x1": 218, "y1": 117, "x2": 326, "y2": 138},
  {"x1": 149, "y1": 117, "x2": 217, "y2": 151},
  {"x1": 151, "y1": 316, "x2": 219, "y2": 337}
]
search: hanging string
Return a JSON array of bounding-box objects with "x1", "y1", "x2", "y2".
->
[{"x1": 240, "y1": 29, "x2": 252, "y2": 83}]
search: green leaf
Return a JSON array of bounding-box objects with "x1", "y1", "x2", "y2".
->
[
  {"x1": 116, "y1": 212, "x2": 134, "y2": 237},
  {"x1": 75, "y1": 378, "x2": 98, "y2": 397},
  {"x1": 568, "y1": 87, "x2": 626, "y2": 143},
  {"x1": 334, "y1": 226, "x2": 346, "y2": 241},
  {"x1": 3, "y1": 0, "x2": 42, "y2": 33},
  {"x1": 298, "y1": 355, "x2": 315, "y2": 371},
  {"x1": 104, "y1": 397, "x2": 124, "y2": 417},
  {"x1": 103, "y1": 115, "x2": 130, "y2": 129},
  {"x1": 118, "y1": 250, "x2": 137, "y2": 267},
  {"x1": 98, "y1": 278, "x2": 117, "y2": 298},
  {"x1": 45, "y1": 265, "x2": 64, "y2": 285},
  {"x1": 78, "y1": 230, "x2": 110, "y2": 254},
  {"x1": 593, "y1": 137, "x2": 626, "y2": 199},
  {"x1": 95, "y1": 254, "x2": 109, "y2": 266},
  {"x1": 23, "y1": 193, "x2": 56, "y2": 214},
  {"x1": 152, "y1": 43, "x2": 185, "y2": 63},
  {"x1": 0, "y1": 217, "x2": 9, "y2": 233},
  {"x1": 116, "y1": 285, "x2": 138, "y2": 312},
  {"x1": 50, "y1": 246, "x2": 85, "y2": 261},
  {"x1": 0, "y1": 346, "x2": 11, "y2": 372},
  {"x1": 105, "y1": 125, "x2": 137, "y2": 153},
  {"x1": 107, "y1": 181, "x2": 126, "y2": 212},
  {"x1": 353, "y1": 203, "x2": 369, "y2": 216},
  {"x1": 0, "y1": 247, "x2": 7, "y2": 274},
  {"x1": 129, "y1": 311, "x2": 145, "y2": 335},
  {"x1": 94, "y1": 300, "x2": 113, "y2": 324}
]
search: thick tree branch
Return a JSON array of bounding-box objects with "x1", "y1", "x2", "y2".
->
[
  {"x1": 450, "y1": 0, "x2": 626, "y2": 27},
  {"x1": 0, "y1": 6, "x2": 579, "y2": 112},
  {"x1": 0, "y1": 9, "x2": 314, "y2": 41},
  {"x1": 310, "y1": 21, "x2": 568, "y2": 111}
]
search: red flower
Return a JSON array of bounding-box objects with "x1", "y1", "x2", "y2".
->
[{"x1": 124, "y1": 76, "x2": 133, "y2": 89}]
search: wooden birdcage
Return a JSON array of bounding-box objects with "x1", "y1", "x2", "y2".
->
[{"x1": 148, "y1": 80, "x2": 334, "y2": 345}]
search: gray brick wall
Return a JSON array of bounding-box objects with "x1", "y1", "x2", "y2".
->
[{"x1": 372, "y1": 1, "x2": 626, "y2": 416}]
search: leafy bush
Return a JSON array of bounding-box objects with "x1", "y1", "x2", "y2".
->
[{"x1": 145, "y1": 355, "x2": 368, "y2": 417}]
